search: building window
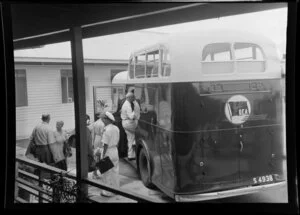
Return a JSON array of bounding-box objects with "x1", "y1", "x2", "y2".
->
[
  {"x1": 15, "y1": 69, "x2": 28, "y2": 107},
  {"x1": 61, "y1": 69, "x2": 89, "y2": 103},
  {"x1": 61, "y1": 70, "x2": 73, "y2": 103}
]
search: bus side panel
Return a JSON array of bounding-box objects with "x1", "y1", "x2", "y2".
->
[
  {"x1": 172, "y1": 83, "x2": 240, "y2": 193},
  {"x1": 136, "y1": 83, "x2": 176, "y2": 192},
  {"x1": 172, "y1": 80, "x2": 285, "y2": 194}
]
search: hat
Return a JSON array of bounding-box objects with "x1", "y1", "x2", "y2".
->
[
  {"x1": 126, "y1": 92, "x2": 134, "y2": 98},
  {"x1": 103, "y1": 111, "x2": 115, "y2": 122}
]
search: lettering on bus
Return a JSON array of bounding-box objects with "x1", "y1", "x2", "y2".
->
[{"x1": 225, "y1": 95, "x2": 251, "y2": 124}]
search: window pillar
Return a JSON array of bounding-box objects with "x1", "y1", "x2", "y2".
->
[
  {"x1": 70, "y1": 26, "x2": 88, "y2": 202},
  {"x1": 1, "y1": 2, "x2": 16, "y2": 208}
]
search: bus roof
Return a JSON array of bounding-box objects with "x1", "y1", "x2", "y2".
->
[
  {"x1": 116, "y1": 29, "x2": 282, "y2": 84},
  {"x1": 112, "y1": 71, "x2": 128, "y2": 84},
  {"x1": 129, "y1": 29, "x2": 276, "y2": 57}
]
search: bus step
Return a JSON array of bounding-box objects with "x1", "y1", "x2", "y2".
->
[{"x1": 123, "y1": 158, "x2": 137, "y2": 169}]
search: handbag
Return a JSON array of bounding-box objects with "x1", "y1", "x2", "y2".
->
[
  {"x1": 25, "y1": 130, "x2": 37, "y2": 159},
  {"x1": 63, "y1": 141, "x2": 72, "y2": 157},
  {"x1": 96, "y1": 156, "x2": 114, "y2": 174}
]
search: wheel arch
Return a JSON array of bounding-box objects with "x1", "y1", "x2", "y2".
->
[{"x1": 136, "y1": 138, "x2": 153, "y2": 179}]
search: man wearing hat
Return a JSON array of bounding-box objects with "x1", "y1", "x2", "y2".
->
[
  {"x1": 121, "y1": 91, "x2": 140, "y2": 160},
  {"x1": 98, "y1": 111, "x2": 120, "y2": 197}
]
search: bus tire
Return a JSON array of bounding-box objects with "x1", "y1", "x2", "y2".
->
[{"x1": 138, "y1": 148, "x2": 154, "y2": 188}]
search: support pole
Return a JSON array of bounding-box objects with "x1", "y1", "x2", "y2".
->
[
  {"x1": 1, "y1": 2, "x2": 17, "y2": 208},
  {"x1": 70, "y1": 26, "x2": 88, "y2": 202}
]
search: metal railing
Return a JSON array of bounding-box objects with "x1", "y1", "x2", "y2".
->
[{"x1": 15, "y1": 156, "x2": 160, "y2": 203}]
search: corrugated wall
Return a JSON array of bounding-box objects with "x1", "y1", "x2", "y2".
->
[{"x1": 15, "y1": 63, "x2": 126, "y2": 140}]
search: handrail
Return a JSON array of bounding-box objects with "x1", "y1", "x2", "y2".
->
[
  {"x1": 17, "y1": 183, "x2": 51, "y2": 202},
  {"x1": 15, "y1": 197, "x2": 28, "y2": 203},
  {"x1": 16, "y1": 156, "x2": 77, "y2": 180},
  {"x1": 16, "y1": 177, "x2": 52, "y2": 197},
  {"x1": 16, "y1": 155, "x2": 158, "y2": 203}
]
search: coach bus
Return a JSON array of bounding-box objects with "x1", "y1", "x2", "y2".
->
[{"x1": 111, "y1": 29, "x2": 286, "y2": 202}]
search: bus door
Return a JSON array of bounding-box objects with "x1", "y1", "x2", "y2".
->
[
  {"x1": 135, "y1": 84, "x2": 163, "y2": 184},
  {"x1": 93, "y1": 85, "x2": 124, "y2": 121}
]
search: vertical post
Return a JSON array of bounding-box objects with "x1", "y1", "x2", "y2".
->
[
  {"x1": 14, "y1": 162, "x2": 19, "y2": 202},
  {"x1": 1, "y1": 2, "x2": 16, "y2": 208},
  {"x1": 285, "y1": 2, "x2": 297, "y2": 208},
  {"x1": 70, "y1": 26, "x2": 88, "y2": 202},
  {"x1": 37, "y1": 169, "x2": 43, "y2": 203}
]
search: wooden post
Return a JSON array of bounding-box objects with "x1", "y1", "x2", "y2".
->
[
  {"x1": 1, "y1": 2, "x2": 17, "y2": 208},
  {"x1": 14, "y1": 162, "x2": 19, "y2": 201},
  {"x1": 37, "y1": 169, "x2": 43, "y2": 203},
  {"x1": 70, "y1": 26, "x2": 88, "y2": 202}
]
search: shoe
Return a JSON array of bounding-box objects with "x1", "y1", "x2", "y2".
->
[
  {"x1": 92, "y1": 175, "x2": 101, "y2": 180},
  {"x1": 92, "y1": 172, "x2": 101, "y2": 179},
  {"x1": 101, "y1": 190, "x2": 115, "y2": 197}
]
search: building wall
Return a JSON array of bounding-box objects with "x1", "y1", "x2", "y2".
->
[{"x1": 15, "y1": 63, "x2": 126, "y2": 140}]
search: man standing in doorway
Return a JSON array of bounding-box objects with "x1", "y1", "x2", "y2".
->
[{"x1": 121, "y1": 92, "x2": 140, "y2": 160}]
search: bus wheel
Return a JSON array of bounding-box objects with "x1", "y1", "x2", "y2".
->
[{"x1": 138, "y1": 148, "x2": 154, "y2": 188}]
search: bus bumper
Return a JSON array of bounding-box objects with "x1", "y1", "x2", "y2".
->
[{"x1": 174, "y1": 181, "x2": 286, "y2": 202}]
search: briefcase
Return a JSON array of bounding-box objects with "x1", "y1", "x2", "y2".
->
[{"x1": 96, "y1": 156, "x2": 114, "y2": 174}]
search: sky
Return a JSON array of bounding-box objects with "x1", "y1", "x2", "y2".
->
[
  {"x1": 14, "y1": 6, "x2": 287, "y2": 60},
  {"x1": 146, "y1": 7, "x2": 287, "y2": 54}
]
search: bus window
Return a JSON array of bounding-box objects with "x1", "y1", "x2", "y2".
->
[
  {"x1": 234, "y1": 43, "x2": 266, "y2": 73},
  {"x1": 202, "y1": 43, "x2": 234, "y2": 74},
  {"x1": 158, "y1": 84, "x2": 171, "y2": 130},
  {"x1": 139, "y1": 84, "x2": 158, "y2": 113},
  {"x1": 162, "y1": 49, "x2": 171, "y2": 77},
  {"x1": 135, "y1": 54, "x2": 146, "y2": 78},
  {"x1": 129, "y1": 58, "x2": 134, "y2": 79},
  {"x1": 147, "y1": 85, "x2": 158, "y2": 112},
  {"x1": 146, "y1": 50, "x2": 159, "y2": 78}
]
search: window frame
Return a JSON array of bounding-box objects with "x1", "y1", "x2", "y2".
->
[
  {"x1": 61, "y1": 69, "x2": 89, "y2": 103},
  {"x1": 201, "y1": 42, "x2": 267, "y2": 75},
  {"x1": 15, "y1": 69, "x2": 28, "y2": 107},
  {"x1": 129, "y1": 45, "x2": 170, "y2": 79}
]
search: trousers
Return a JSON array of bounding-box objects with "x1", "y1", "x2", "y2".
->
[{"x1": 122, "y1": 120, "x2": 138, "y2": 158}]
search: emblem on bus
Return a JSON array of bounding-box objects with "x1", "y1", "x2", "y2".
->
[{"x1": 225, "y1": 95, "x2": 251, "y2": 125}]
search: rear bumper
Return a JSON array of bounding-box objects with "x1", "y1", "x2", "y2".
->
[{"x1": 174, "y1": 181, "x2": 286, "y2": 202}]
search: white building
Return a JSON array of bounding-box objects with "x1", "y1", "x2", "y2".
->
[
  {"x1": 15, "y1": 57, "x2": 128, "y2": 140},
  {"x1": 14, "y1": 30, "x2": 169, "y2": 140}
]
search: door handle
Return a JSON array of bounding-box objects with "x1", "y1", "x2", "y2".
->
[{"x1": 239, "y1": 141, "x2": 243, "y2": 152}]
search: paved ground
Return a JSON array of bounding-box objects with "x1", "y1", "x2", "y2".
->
[
  {"x1": 16, "y1": 140, "x2": 169, "y2": 203},
  {"x1": 16, "y1": 139, "x2": 288, "y2": 203}
]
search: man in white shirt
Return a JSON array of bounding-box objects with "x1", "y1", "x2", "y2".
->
[
  {"x1": 27, "y1": 114, "x2": 56, "y2": 164},
  {"x1": 121, "y1": 92, "x2": 140, "y2": 160}
]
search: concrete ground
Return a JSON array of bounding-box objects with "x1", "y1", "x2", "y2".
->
[
  {"x1": 16, "y1": 139, "x2": 169, "y2": 203},
  {"x1": 16, "y1": 139, "x2": 288, "y2": 203}
]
